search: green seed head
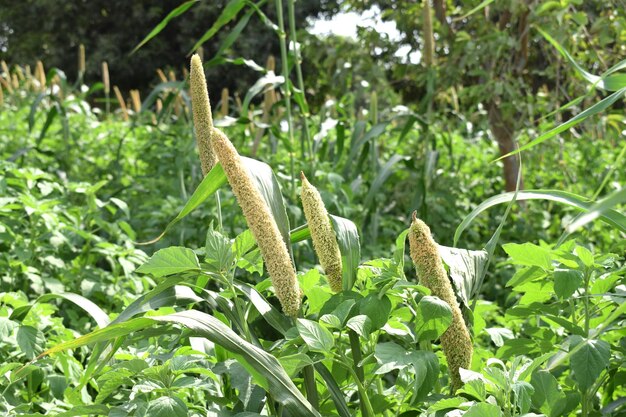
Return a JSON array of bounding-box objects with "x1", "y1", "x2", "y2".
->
[
  {"x1": 190, "y1": 54, "x2": 217, "y2": 176},
  {"x1": 300, "y1": 172, "x2": 343, "y2": 292},
  {"x1": 409, "y1": 212, "x2": 472, "y2": 392},
  {"x1": 212, "y1": 128, "x2": 301, "y2": 316}
]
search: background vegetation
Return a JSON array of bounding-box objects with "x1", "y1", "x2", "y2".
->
[{"x1": 0, "y1": 0, "x2": 624, "y2": 416}]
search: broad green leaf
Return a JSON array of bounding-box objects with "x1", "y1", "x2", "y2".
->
[
  {"x1": 17, "y1": 325, "x2": 45, "y2": 359},
  {"x1": 131, "y1": 1, "x2": 199, "y2": 53},
  {"x1": 531, "y1": 370, "x2": 567, "y2": 417},
  {"x1": 329, "y1": 215, "x2": 361, "y2": 291},
  {"x1": 10, "y1": 292, "x2": 109, "y2": 328},
  {"x1": 574, "y1": 246, "x2": 594, "y2": 268},
  {"x1": 136, "y1": 247, "x2": 200, "y2": 277},
  {"x1": 50, "y1": 405, "x2": 110, "y2": 417},
  {"x1": 454, "y1": 190, "x2": 626, "y2": 245},
  {"x1": 374, "y1": 342, "x2": 413, "y2": 374},
  {"x1": 146, "y1": 396, "x2": 187, "y2": 417},
  {"x1": 346, "y1": 315, "x2": 372, "y2": 339},
  {"x1": 439, "y1": 245, "x2": 488, "y2": 307},
  {"x1": 553, "y1": 269, "x2": 583, "y2": 299},
  {"x1": 296, "y1": 319, "x2": 334, "y2": 353},
  {"x1": 502, "y1": 243, "x2": 553, "y2": 270},
  {"x1": 358, "y1": 294, "x2": 391, "y2": 329},
  {"x1": 464, "y1": 403, "x2": 503, "y2": 417},
  {"x1": 569, "y1": 336, "x2": 610, "y2": 391},
  {"x1": 414, "y1": 296, "x2": 453, "y2": 342},
  {"x1": 506, "y1": 266, "x2": 547, "y2": 288},
  {"x1": 512, "y1": 381, "x2": 534, "y2": 415}
]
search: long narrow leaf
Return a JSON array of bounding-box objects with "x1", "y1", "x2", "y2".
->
[
  {"x1": 497, "y1": 87, "x2": 626, "y2": 160},
  {"x1": 10, "y1": 293, "x2": 109, "y2": 328},
  {"x1": 566, "y1": 187, "x2": 626, "y2": 234},
  {"x1": 537, "y1": 27, "x2": 626, "y2": 91},
  {"x1": 188, "y1": 0, "x2": 247, "y2": 55},
  {"x1": 131, "y1": 1, "x2": 199, "y2": 54},
  {"x1": 454, "y1": 189, "x2": 626, "y2": 245},
  {"x1": 138, "y1": 162, "x2": 227, "y2": 244},
  {"x1": 40, "y1": 311, "x2": 321, "y2": 417}
]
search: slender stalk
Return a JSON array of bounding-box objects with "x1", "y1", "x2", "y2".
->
[
  {"x1": 349, "y1": 330, "x2": 367, "y2": 416},
  {"x1": 302, "y1": 365, "x2": 320, "y2": 410},
  {"x1": 287, "y1": 0, "x2": 312, "y2": 159},
  {"x1": 275, "y1": 0, "x2": 296, "y2": 192}
]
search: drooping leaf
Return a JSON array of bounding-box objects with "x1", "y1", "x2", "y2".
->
[
  {"x1": 439, "y1": 245, "x2": 488, "y2": 307},
  {"x1": 10, "y1": 292, "x2": 110, "y2": 328},
  {"x1": 329, "y1": 215, "x2": 361, "y2": 291},
  {"x1": 188, "y1": 0, "x2": 247, "y2": 54},
  {"x1": 41, "y1": 311, "x2": 321, "y2": 417},
  {"x1": 454, "y1": 190, "x2": 626, "y2": 246}
]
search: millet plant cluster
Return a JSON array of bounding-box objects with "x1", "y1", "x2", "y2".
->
[{"x1": 189, "y1": 53, "x2": 473, "y2": 392}]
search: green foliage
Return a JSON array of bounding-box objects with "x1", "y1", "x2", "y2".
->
[{"x1": 0, "y1": 0, "x2": 625, "y2": 416}]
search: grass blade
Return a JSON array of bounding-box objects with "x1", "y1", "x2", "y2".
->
[
  {"x1": 565, "y1": 187, "x2": 626, "y2": 234},
  {"x1": 497, "y1": 87, "x2": 626, "y2": 160},
  {"x1": 454, "y1": 189, "x2": 626, "y2": 245},
  {"x1": 188, "y1": 0, "x2": 247, "y2": 55},
  {"x1": 131, "y1": 1, "x2": 199, "y2": 54}
]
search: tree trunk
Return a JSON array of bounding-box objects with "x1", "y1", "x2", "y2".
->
[{"x1": 488, "y1": 102, "x2": 523, "y2": 192}]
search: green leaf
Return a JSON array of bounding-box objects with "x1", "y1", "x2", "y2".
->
[
  {"x1": 243, "y1": 157, "x2": 292, "y2": 258},
  {"x1": 358, "y1": 294, "x2": 391, "y2": 329},
  {"x1": 10, "y1": 292, "x2": 110, "y2": 328},
  {"x1": 43, "y1": 311, "x2": 321, "y2": 417},
  {"x1": 439, "y1": 245, "x2": 488, "y2": 307},
  {"x1": 329, "y1": 215, "x2": 361, "y2": 291},
  {"x1": 346, "y1": 315, "x2": 372, "y2": 339},
  {"x1": 498, "y1": 87, "x2": 626, "y2": 159},
  {"x1": 414, "y1": 296, "x2": 453, "y2": 342},
  {"x1": 146, "y1": 396, "x2": 187, "y2": 417},
  {"x1": 136, "y1": 247, "x2": 200, "y2": 277},
  {"x1": 140, "y1": 163, "x2": 227, "y2": 244},
  {"x1": 17, "y1": 325, "x2": 45, "y2": 359},
  {"x1": 553, "y1": 269, "x2": 583, "y2": 299},
  {"x1": 188, "y1": 0, "x2": 247, "y2": 55},
  {"x1": 566, "y1": 187, "x2": 626, "y2": 235},
  {"x1": 506, "y1": 266, "x2": 547, "y2": 288},
  {"x1": 296, "y1": 319, "x2": 334, "y2": 353},
  {"x1": 531, "y1": 370, "x2": 567, "y2": 417},
  {"x1": 512, "y1": 381, "x2": 534, "y2": 415},
  {"x1": 464, "y1": 403, "x2": 503, "y2": 417},
  {"x1": 537, "y1": 27, "x2": 626, "y2": 91},
  {"x1": 47, "y1": 405, "x2": 111, "y2": 417},
  {"x1": 569, "y1": 336, "x2": 610, "y2": 391},
  {"x1": 132, "y1": 1, "x2": 199, "y2": 54},
  {"x1": 502, "y1": 243, "x2": 553, "y2": 270},
  {"x1": 454, "y1": 189, "x2": 626, "y2": 245}
]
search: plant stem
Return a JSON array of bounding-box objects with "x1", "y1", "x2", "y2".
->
[
  {"x1": 302, "y1": 365, "x2": 320, "y2": 410},
  {"x1": 286, "y1": 0, "x2": 312, "y2": 159},
  {"x1": 348, "y1": 330, "x2": 372, "y2": 417},
  {"x1": 274, "y1": 0, "x2": 296, "y2": 192}
]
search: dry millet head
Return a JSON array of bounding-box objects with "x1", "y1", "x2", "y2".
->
[
  {"x1": 211, "y1": 128, "x2": 301, "y2": 316},
  {"x1": 189, "y1": 54, "x2": 217, "y2": 176},
  {"x1": 408, "y1": 212, "x2": 473, "y2": 392},
  {"x1": 300, "y1": 172, "x2": 343, "y2": 293}
]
